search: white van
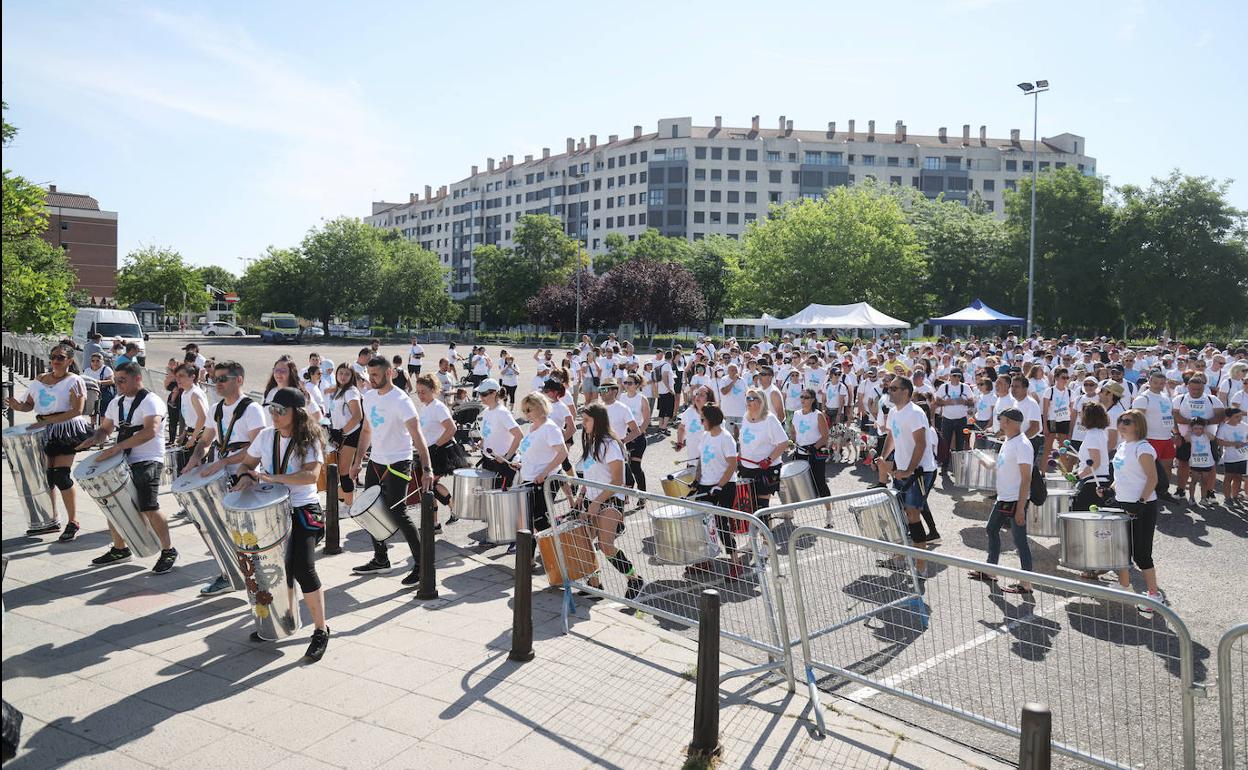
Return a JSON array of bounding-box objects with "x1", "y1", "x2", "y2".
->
[{"x1": 73, "y1": 308, "x2": 147, "y2": 361}]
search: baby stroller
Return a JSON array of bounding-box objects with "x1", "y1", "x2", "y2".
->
[{"x1": 452, "y1": 400, "x2": 486, "y2": 451}]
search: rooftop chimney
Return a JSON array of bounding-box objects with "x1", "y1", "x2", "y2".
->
[
  {"x1": 779, "y1": 115, "x2": 786, "y2": 133},
  {"x1": 471, "y1": 165, "x2": 478, "y2": 176},
  {"x1": 895, "y1": 120, "x2": 906, "y2": 142},
  {"x1": 867, "y1": 120, "x2": 876, "y2": 142},
  {"x1": 425, "y1": 185, "x2": 432, "y2": 199},
  {"x1": 589, "y1": 134, "x2": 597, "y2": 148},
  {"x1": 1010, "y1": 128, "x2": 1020, "y2": 144},
  {"x1": 487, "y1": 157, "x2": 495, "y2": 172},
  {"x1": 438, "y1": 185, "x2": 447, "y2": 198},
  {"x1": 827, "y1": 121, "x2": 836, "y2": 137},
  {"x1": 785, "y1": 119, "x2": 793, "y2": 135},
  {"x1": 608, "y1": 134, "x2": 618, "y2": 143},
  {"x1": 577, "y1": 138, "x2": 586, "y2": 152},
  {"x1": 938, "y1": 127, "x2": 948, "y2": 143},
  {"x1": 409, "y1": 192, "x2": 417, "y2": 204},
  {"x1": 525, "y1": 154, "x2": 534, "y2": 163},
  {"x1": 49, "y1": 184, "x2": 57, "y2": 193},
  {"x1": 714, "y1": 115, "x2": 722, "y2": 129},
  {"x1": 633, "y1": 125, "x2": 642, "y2": 139},
  {"x1": 847, "y1": 120, "x2": 855, "y2": 140},
  {"x1": 542, "y1": 147, "x2": 550, "y2": 159},
  {"x1": 962, "y1": 124, "x2": 971, "y2": 146},
  {"x1": 751, "y1": 115, "x2": 760, "y2": 132},
  {"x1": 979, "y1": 126, "x2": 987, "y2": 146},
  {"x1": 567, "y1": 137, "x2": 576, "y2": 154}
]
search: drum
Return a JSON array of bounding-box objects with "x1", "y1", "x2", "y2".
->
[
  {"x1": 660, "y1": 466, "x2": 697, "y2": 499},
  {"x1": 1045, "y1": 473, "x2": 1076, "y2": 492},
  {"x1": 221, "y1": 483, "x2": 302, "y2": 641},
  {"x1": 1028, "y1": 488, "x2": 1074, "y2": 538},
  {"x1": 482, "y1": 486, "x2": 530, "y2": 544},
  {"x1": 159, "y1": 447, "x2": 181, "y2": 494},
  {"x1": 172, "y1": 468, "x2": 246, "y2": 591},
  {"x1": 778, "y1": 460, "x2": 818, "y2": 504},
  {"x1": 649, "y1": 504, "x2": 720, "y2": 565},
  {"x1": 2, "y1": 424, "x2": 57, "y2": 532},
  {"x1": 1058, "y1": 511, "x2": 1130, "y2": 571},
  {"x1": 451, "y1": 468, "x2": 499, "y2": 521},
  {"x1": 536, "y1": 520, "x2": 597, "y2": 587},
  {"x1": 848, "y1": 492, "x2": 906, "y2": 544},
  {"x1": 346, "y1": 486, "x2": 400, "y2": 542},
  {"x1": 952, "y1": 449, "x2": 997, "y2": 491},
  {"x1": 73, "y1": 452, "x2": 162, "y2": 557}
]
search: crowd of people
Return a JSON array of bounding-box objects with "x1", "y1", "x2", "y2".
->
[{"x1": 9, "y1": 329, "x2": 1248, "y2": 659}]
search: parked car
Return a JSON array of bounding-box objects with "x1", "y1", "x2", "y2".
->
[
  {"x1": 202, "y1": 321, "x2": 246, "y2": 337},
  {"x1": 302, "y1": 326, "x2": 325, "y2": 338}
]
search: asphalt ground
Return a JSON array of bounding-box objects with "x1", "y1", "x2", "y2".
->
[{"x1": 145, "y1": 335, "x2": 1245, "y2": 769}]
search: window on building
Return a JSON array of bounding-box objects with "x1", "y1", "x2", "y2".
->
[
  {"x1": 728, "y1": 148, "x2": 740, "y2": 160},
  {"x1": 639, "y1": 171, "x2": 647, "y2": 183},
  {"x1": 648, "y1": 189, "x2": 664, "y2": 206},
  {"x1": 768, "y1": 170, "x2": 782, "y2": 184},
  {"x1": 695, "y1": 189, "x2": 706, "y2": 202},
  {"x1": 608, "y1": 157, "x2": 615, "y2": 169},
  {"x1": 985, "y1": 200, "x2": 995, "y2": 212},
  {"x1": 667, "y1": 190, "x2": 683, "y2": 205},
  {"x1": 710, "y1": 211, "x2": 722, "y2": 224},
  {"x1": 907, "y1": 157, "x2": 916, "y2": 168},
  {"x1": 862, "y1": 155, "x2": 876, "y2": 166},
  {"x1": 651, "y1": 167, "x2": 666, "y2": 183},
  {"x1": 628, "y1": 214, "x2": 636, "y2": 225},
  {"x1": 790, "y1": 171, "x2": 800, "y2": 184},
  {"x1": 607, "y1": 198, "x2": 614, "y2": 208},
  {"x1": 887, "y1": 157, "x2": 899, "y2": 167},
  {"x1": 694, "y1": 211, "x2": 705, "y2": 223},
  {"x1": 804, "y1": 151, "x2": 822, "y2": 164},
  {"x1": 1039, "y1": 161, "x2": 1050, "y2": 170},
  {"x1": 746, "y1": 149, "x2": 758, "y2": 161},
  {"x1": 727, "y1": 190, "x2": 739, "y2": 203},
  {"x1": 630, "y1": 152, "x2": 637, "y2": 164},
  {"x1": 788, "y1": 153, "x2": 797, "y2": 162},
  {"x1": 745, "y1": 170, "x2": 758, "y2": 182},
  {"x1": 669, "y1": 148, "x2": 687, "y2": 160},
  {"x1": 711, "y1": 147, "x2": 723, "y2": 160},
  {"x1": 640, "y1": 151, "x2": 647, "y2": 162},
  {"x1": 1022, "y1": 161, "x2": 1033, "y2": 172},
  {"x1": 695, "y1": 168, "x2": 706, "y2": 180},
  {"x1": 667, "y1": 210, "x2": 682, "y2": 225},
  {"x1": 594, "y1": 179, "x2": 602, "y2": 191},
  {"x1": 1005, "y1": 159, "x2": 1017, "y2": 171},
  {"x1": 711, "y1": 169, "x2": 722, "y2": 181},
  {"x1": 695, "y1": 146, "x2": 707, "y2": 159},
  {"x1": 767, "y1": 151, "x2": 781, "y2": 162},
  {"x1": 923, "y1": 157, "x2": 941, "y2": 170},
  {"x1": 744, "y1": 212, "x2": 757, "y2": 222},
  {"x1": 710, "y1": 190, "x2": 722, "y2": 202},
  {"x1": 693, "y1": 232, "x2": 705, "y2": 240},
  {"x1": 745, "y1": 191, "x2": 757, "y2": 204},
  {"x1": 1055, "y1": 161, "x2": 1066, "y2": 169},
  {"x1": 727, "y1": 212, "x2": 739, "y2": 224},
  {"x1": 983, "y1": 179, "x2": 995, "y2": 192},
  {"x1": 769, "y1": 191, "x2": 781, "y2": 203},
  {"x1": 890, "y1": 175, "x2": 902, "y2": 185},
  {"x1": 594, "y1": 199, "x2": 601, "y2": 210},
  {"x1": 607, "y1": 177, "x2": 615, "y2": 188},
  {"x1": 947, "y1": 177, "x2": 967, "y2": 191},
  {"x1": 1005, "y1": 180, "x2": 1017, "y2": 191},
  {"x1": 727, "y1": 169, "x2": 739, "y2": 181}
]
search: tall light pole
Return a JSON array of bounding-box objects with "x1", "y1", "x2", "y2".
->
[{"x1": 1017, "y1": 79, "x2": 1049, "y2": 337}]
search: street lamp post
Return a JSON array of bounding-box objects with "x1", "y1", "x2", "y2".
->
[{"x1": 1017, "y1": 79, "x2": 1049, "y2": 338}]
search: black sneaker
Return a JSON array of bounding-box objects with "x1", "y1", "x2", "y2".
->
[
  {"x1": 199, "y1": 575, "x2": 233, "y2": 596},
  {"x1": 400, "y1": 566, "x2": 423, "y2": 586},
  {"x1": 447, "y1": 514, "x2": 459, "y2": 524},
  {"x1": 58, "y1": 521, "x2": 80, "y2": 542},
  {"x1": 26, "y1": 521, "x2": 61, "y2": 536},
  {"x1": 432, "y1": 523, "x2": 443, "y2": 535},
  {"x1": 152, "y1": 549, "x2": 178, "y2": 574},
  {"x1": 174, "y1": 509, "x2": 189, "y2": 519},
  {"x1": 91, "y1": 546, "x2": 132, "y2": 566},
  {"x1": 625, "y1": 576, "x2": 645, "y2": 601},
  {"x1": 305, "y1": 627, "x2": 330, "y2": 662},
  {"x1": 352, "y1": 559, "x2": 394, "y2": 575}
]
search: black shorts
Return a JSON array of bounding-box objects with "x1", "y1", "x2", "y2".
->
[
  {"x1": 430, "y1": 441, "x2": 469, "y2": 476},
  {"x1": 1047, "y1": 420, "x2": 1071, "y2": 435},
  {"x1": 407, "y1": 364, "x2": 421, "y2": 375},
  {"x1": 657, "y1": 393, "x2": 675, "y2": 418},
  {"x1": 1224, "y1": 460, "x2": 1247, "y2": 474},
  {"x1": 329, "y1": 427, "x2": 361, "y2": 449},
  {"x1": 131, "y1": 460, "x2": 163, "y2": 511}
]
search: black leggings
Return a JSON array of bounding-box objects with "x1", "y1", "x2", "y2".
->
[
  {"x1": 627, "y1": 436, "x2": 647, "y2": 492},
  {"x1": 799, "y1": 447, "x2": 830, "y2": 498},
  {"x1": 1072, "y1": 477, "x2": 1111, "y2": 511},
  {"x1": 365, "y1": 460, "x2": 422, "y2": 566},
  {"x1": 695, "y1": 482, "x2": 737, "y2": 553},
  {"x1": 1119, "y1": 499, "x2": 1158, "y2": 571},
  {"x1": 940, "y1": 416, "x2": 967, "y2": 458},
  {"x1": 503, "y1": 385, "x2": 518, "y2": 405},
  {"x1": 528, "y1": 483, "x2": 551, "y2": 532},
  {"x1": 286, "y1": 507, "x2": 324, "y2": 593},
  {"x1": 479, "y1": 455, "x2": 517, "y2": 489}
]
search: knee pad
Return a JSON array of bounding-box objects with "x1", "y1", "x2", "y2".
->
[
  {"x1": 47, "y1": 466, "x2": 73, "y2": 491},
  {"x1": 339, "y1": 476, "x2": 355, "y2": 493}
]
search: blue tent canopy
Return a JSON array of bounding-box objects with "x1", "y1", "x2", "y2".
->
[{"x1": 928, "y1": 299, "x2": 1024, "y2": 326}]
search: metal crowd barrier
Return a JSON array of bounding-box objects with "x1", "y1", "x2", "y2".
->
[
  {"x1": 542, "y1": 474, "x2": 795, "y2": 691},
  {"x1": 785, "y1": 525, "x2": 1198, "y2": 770},
  {"x1": 1221, "y1": 623, "x2": 1248, "y2": 769}
]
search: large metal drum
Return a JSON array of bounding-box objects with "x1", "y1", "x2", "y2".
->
[
  {"x1": 660, "y1": 466, "x2": 697, "y2": 499},
  {"x1": 172, "y1": 468, "x2": 246, "y2": 591},
  {"x1": 2, "y1": 423, "x2": 57, "y2": 532},
  {"x1": 346, "y1": 486, "x2": 400, "y2": 542},
  {"x1": 849, "y1": 492, "x2": 907, "y2": 544},
  {"x1": 649, "y1": 504, "x2": 719, "y2": 565},
  {"x1": 778, "y1": 460, "x2": 818, "y2": 504},
  {"x1": 482, "y1": 486, "x2": 530, "y2": 544},
  {"x1": 159, "y1": 447, "x2": 181, "y2": 494},
  {"x1": 536, "y1": 520, "x2": 598, "y2": 587},
  {"x1": 1058, "y1": 511, "x2": 1131, "y2": 571},
  {"x1": 221, "y1": 483, "x2": 302, "y2": 641},
  {"x1": 1028, "y1": 488, "x2": 1074, "y2": 538},
  {"x1": 1045, "y1": 473, "x2": 1076, "y2": 492},
  {"x1": 451, "y1": 468, "x2": 499, "y2": 521},
  {"x1": 73, "y1": 452, "x2": 162, "y2": 557},
  {"x1": 952, "y1": 449, "x2": 997, "y2": 491}
]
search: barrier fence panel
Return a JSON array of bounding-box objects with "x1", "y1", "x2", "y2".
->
[
  {"x1": 1221, "y1": 623, "x2": 1248, "y2": 770},
  {"x1": 785, "y1": 525, "x2": 1197, "y2": 770},
  {"x1": 542, "y1": 474, "x2": 794, "y2": 690}
]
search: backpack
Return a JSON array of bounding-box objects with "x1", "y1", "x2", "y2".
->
[{"x1": 1028, "y1": 453, "x2": 1048, "y2": 506}]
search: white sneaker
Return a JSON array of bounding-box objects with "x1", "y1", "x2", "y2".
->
[{"x1": 1137, "y1": 589, "x2": 1167, "y2": 613}]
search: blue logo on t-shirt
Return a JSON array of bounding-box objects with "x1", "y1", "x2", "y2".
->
[
  {"x1": 369, "y1": 405, "x2": 385, "y2": 428},
  {"x1": 797, "y1": 420, "x2": 813, "y2": 438},
  {"x1": 519, "y1": 435, "x2": 532, "y2": 454},
  {"x1": 741, "y1": 427, "x2": 757, "y2": 446},
  {"x1": 731, "y1": 382, "x2": 744, "y2": 396},
  {"x1": 582, "y1": 455, "x2": 597, "y2": 472},
  {"x1": 481, "y1": 421, "x2": 492, "y2": 439},
  {"x1": 701, "y1": 443, "x2": 717, "y2": 465},
  {"x1": 1112, "y1": 454, "x2": 1125, "y2": 471},
  {"x1": 688, "y1": 417, "x2": 703, "y2": 434},
  {"x1": 36, "y1": 388, "x2": 55, "y2": 409}
]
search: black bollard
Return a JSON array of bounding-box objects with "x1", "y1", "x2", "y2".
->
[
  {"x1": 416, "y1": 492, "x2": 438, "y2": 600},
  {"x1": 1018, "y1": 703, "x2": 1051, "y2": 770},
  {"x1": 5, "y1": 369, "x2": 13, "y2": 426},
  {"x1": 322, "y1": 463, "x2": 342, "y2": 555},
  {"x1": 689, "y1": 589, "x2": 722, "y2": 760},
  {"x1": 509, "y1": 529, "x2": 535, "y2": 662}
]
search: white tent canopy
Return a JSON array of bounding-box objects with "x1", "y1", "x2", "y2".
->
[{"x1": 770, "y1": 302, "x2": 907, "y2": 330}]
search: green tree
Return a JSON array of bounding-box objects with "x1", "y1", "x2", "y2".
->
[
  {"x1": 473, "y1": 244, "x2": 527, "y2": 325},
  {"x1": 196, "y1": 265, "x2": 237, "y2": 292},
  {"x1": 1113, "y1": 171, "x2": 1248, "y2": 334},
  {"x1": 2, "y1": 102, "x2": 47, "y2": 243},
  {"x1": 375, "y1": 235, "x2": 456, "y2": 327},
  {"x1": 474, "y1": 214, "x2": 579, "y2": 326},
  {"x1": 235, "y1": 246, "x2": 305, "y2": 321},
  {"x1": 594, "y1": 228, "x2": 693, "y2": 275},
  {"x1": 2, "y1": 238, "x2": 77, "y2": 333},
  {"x1": 513, "y1": 213, "x2": 578, "y2": 280},
  {"x1": 738, "y1": 186, "x2": 928, "y2": 321},
  {"x1": 116, "y1": 245, "x2": 211, "y2": 315},
  {"x1": 299, "y1": 217, "x2": 384, "y2": 332},
  {"x1": 686, "y1": 234, "x2": 743, "y2": 332}
]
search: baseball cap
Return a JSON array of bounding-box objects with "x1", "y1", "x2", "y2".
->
[
  {"x1": 268, "y1": 387, "x2": 306, "y2": 410},
  {"x1": 475, "y1": 378, "x2": 502, "y2": 394},
  {"x1": 1100, "y1": 381, "x2": 1125, "y2": 397},
  {"x1": 999, "y1": 408, "x2": 1025, "y2": 423}
]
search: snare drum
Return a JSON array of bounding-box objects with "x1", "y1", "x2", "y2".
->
[
  {"x1": 74, "y1": 452, "x2": 162, "y2": 557},
  {"x1": 660, "y1": 466, "x2": 697, "y2": 499},
  {"x1": 649, "y1": 504, "x2": 720, "y2": 565},
  {"x1": 221, "y1": 483, "x2": 302, "y2": 641},
  {"x1": 451, "y1": 468, "x2": 499, "y2": 521},
  {"x1": 346, "y1": 486, "x2": 400, "y2": 542},
  {"x1": 2, "y1": 423, "x2": 57, "y2": 531},
  {"x1": 172, "y1": 468, "x2": 246, "y2": 591}
]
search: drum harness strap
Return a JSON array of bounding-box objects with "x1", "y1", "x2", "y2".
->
[
  {"x1": 213, "y1": 397, "x2": 254, "y2": 462},
  {"x1": 114, "y1": 389, "x2": 152, "y2": 457}
]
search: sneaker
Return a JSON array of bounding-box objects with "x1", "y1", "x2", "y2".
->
[
  {"x1": 58, "y1": 521, "x2": 80, "y2": 542},
  {"x1": 152, "y1": 549, "x2": 178, "y2": 574},
  {"x1": 199, "y1": 574, "x2": 233, "y2": 596},
  {"x1": 1137, "y1": 589, "x2": 1168, "y2": 614},
  {"x1": 505, "y1": 543, "x2": 517, "y2": 555},
  {"x1": 867, "y1": 482, "x2": 887, "y2": 490},
  {"x1": 1173, "y1": 489, "x2": 1187, "y2": 500},
  {"x1": 925, "y1": 534, "x2": 942, "y2": 545},
  {"x1": 432, "y1": 523, "x2": 443, "y2": 535},
  {"x1": 400, "y1": 566, "x2": 423, "y2": 586},
  {"x1": 625, "y1": 576, "x2": 645, "y2": 601},
  {"x1": 90, "y1": 546, "x2": 132, "y2": 566},
  {"x1": 175, "y1": 509, "x2": 189, "y2": 519},
  {"x1": 26, "y1": 521, "x2": 61, "y2": 536},
  {"x1": 352, "y1": 559, "x2": 395, "y2": 575},
  {"x1": 305, "y1": 627, "x2": 330, "y2": 662},
  {"x1": 447, "y1": 514, "x2": 459, "y2": 524}
]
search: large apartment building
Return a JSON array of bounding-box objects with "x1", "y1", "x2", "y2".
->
[
  {"x1": 366, "y1": 116, "x2": 1095, "y2": 298},
  {"x1": 41, "y1": 184, "x2": 119, "y2": 301}
]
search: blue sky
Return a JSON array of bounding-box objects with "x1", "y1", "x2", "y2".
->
[{"x1": 3, "y1": 1, "x2": 1245, "y2": 275}]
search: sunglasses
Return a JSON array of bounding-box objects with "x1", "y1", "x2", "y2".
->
[
  {"x1": 1117, "y1": 417, "x2": 1133, "y2": 425},
  {"x1": 49, "y1": 354, "x2": 68, "y2": 362},
  {"x1": 212, "y1": 375, "x2": 235, "y2": 384},
  {"x1": 799, "y1": 395, "x2": 814, "y2": 400},
  {"x1": 887, "y1": 386, "x2": 904, "y2": 392},
  {"x1": 745, "y1": 396, "x2": 761, "y2": 403},
  {"x1": 268, "y1": 404, "x2": 289, "y2": 416}
]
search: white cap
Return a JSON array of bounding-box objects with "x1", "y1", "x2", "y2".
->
[{"x1": 475, "y1": 378, "x2": 502, "y2": 394}]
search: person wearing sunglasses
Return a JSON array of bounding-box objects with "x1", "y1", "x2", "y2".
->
[
  {"x1": 737, "y1": 387, "x2": 789, "y2": 513},
  {"x1": 78, "y1": 362, "x2": 178, "y2": 573},
  {"x1": 512, "y1": 392, "x2": 569, "y2": 552},
  {"x1": 232, "y1": 387, "x2": 331, "y2": 661},
  {"x1": 791, "y1": 388, "x2": 831, "y2": 499},
  {"x1": 1110, "y1": 408, "x2": 1168, "y2": 612},
  {"x1": 879, "y1": 377, "x2": 936, "y2": 552},
  {"x1": 6, "y1": 344, "x2": 94, "y2": 538}
]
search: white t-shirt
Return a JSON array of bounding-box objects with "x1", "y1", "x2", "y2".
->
[
  {"x1": 362, "y1": 386, "x2": 420, "y2": 464},
  {"x1": 783, "y1": 378, "x2": 804, "y2": 411},
  {"x1": 1112, "y1": 440, "x2": 1158, "y2": 502},
  {"x1": 480, "y1": 404, "x2": 521, "y2": 458},
  {"x1": 499, "y1": 362, "x2": 520, "y2": 387},
  {"x1": 418, "y1": 397, "x2": 455, "y2": 446},
  {"x1": 549, "y1": 399, "x2": 573, "y2": 435},
  {"x1": 618, "y1": 391, "x2": 647, "y2": 429},
  {"x1": 604, "y1": 400, "x2": 636, "y2": 440},
  {"x1": 436, "y1": 369, "x2": 455, "y2": 395},
  {"x1": 996, "y1": 394, "x2": 1042, "y2": 435},
  {"x1": 105, "y1": 390, "x2": 167, "y2": 464},
  {"x1": 680, "y1": 406, "x2": 705, "y2": 463},
  {"x1": 580, "y1": 438, "x2": 625, "y2": 485},
  {"x1": 919, "y1": 426, "x2": 939, "y2": 473},
  {"x1": 1219, "y1": 420, "x2": 1247, "y2": 464},
  {"x1": 887, "y1": 402, "x2": 929, "y2": 471},
  {"x1": 653, "y1": 361, "x2": 672, "y2": 395},
  {"x1": 212, "y1": 396, "x2": 269, "y2": 474},
  {"x1": 1078, "y1": 427, "x2": 1110, "y2": 477},
  {"x1": 179, "y1": 385, "x2": 211, "y2": 434},
  {"x1": 823, "y1": 381, "x2": 850, "y2": 409},
  {"x1": 28, "y1": 374, "x2": 85, "y2": 416},
  {"x1": 1174, "y1": 392, "x2": 1224, "y2": 439},
  {"x1": 1188, "y1": 433, "x2": 1215, "y2": 468},
  {"x1": 246, "y1": 428, "x2": 324, "y2": 507},
  {"x1": 328, "y1": 386, "x2": 363, "y2": 432},
  {"x1": 408, "y1": 344, "x2": 425, "y2": 366},
  {"x1": 738, "y1": 414, "x2": 787, "y2": 465},
  {"x1": 792, "y1": 409, "x2": 822, "y2": 448},
  {"x1": 1132, "y1": 389, "x2": 1175, "y2": 441},
  {"x1": 974, "y1": 391, "x2": 997, "y2": 423},
  {"x1": 519, "y1": 419, "x2": 565, "y2": 483},
  {"x1": 471, "y1": 354, "x2": 491, "y2": 377},
  {"x1": 1043, "y1": 385, "x2": 1075, "y2": 421},
  {"x1": 994, "y1": 433, "x2": 1032, "y2": 502},
  {"x1": 936, "y1": 382, "x2": 971, "y2": 420},
  {"x1": 718, "y1": 376, "x2": 747, "y2": 418},
  {"x1": 698, "y1": 429, "x2": 737, "y2": 485}
]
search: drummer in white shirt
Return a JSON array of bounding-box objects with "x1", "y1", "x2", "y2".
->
[
  {"x1": 476, "y1": 379, "x2": 523, "y2": 487},
  {"x1": 575, "y1": 403, "x2": 646, "y2": 600},
  {"x1": 513, "y1": 392, "x2": 569, "y2": 550}
]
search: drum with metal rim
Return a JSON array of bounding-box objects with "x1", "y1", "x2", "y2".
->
[
  {"x1": 172, "y1": 468, "x2": 246, "y2": 590},
  {"x1": 649, "y1": 504, "x2": 720, "y2": 565},
  {"x1": 451, "y1": 468, "x2": 499, "y2": 521},
  {"x1": 73, "y1": 451, "x2": 162, "y2": 557},
  {"x1": 221, "y1": 483, "x2": 302, "y2": 641},
  {"x1": 2, "y1": 423, "x2": 57, "y2": 531},
  {"x1": 346, "y1": 486, "x2": 400, "y2": 542},
  {"x1": 482, "y1": 485, "x2": 531, "y2": 544},
  {"x1": 778, "y1": 460, "x2": 818, "y2": 504}
]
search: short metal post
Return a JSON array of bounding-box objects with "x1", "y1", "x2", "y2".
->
[
  {"x1": 322, "y1": 463, "x2": 342, "y2": 555},
  {"x1": 689, "y1": 589, "x2": 722, "y2": 759},
  {"x1": 5, "y1": 369, "x2": 13, "y2": 426},
  {"x1": 1018, "y1": 702, "x2": 1051, "y2": 770},
  {"x1": 416, "y1": 492, "x2": 438, "y2": 600},
  {"x1": 509, "y1": 528, "x2": 536, "y2": 662}
]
